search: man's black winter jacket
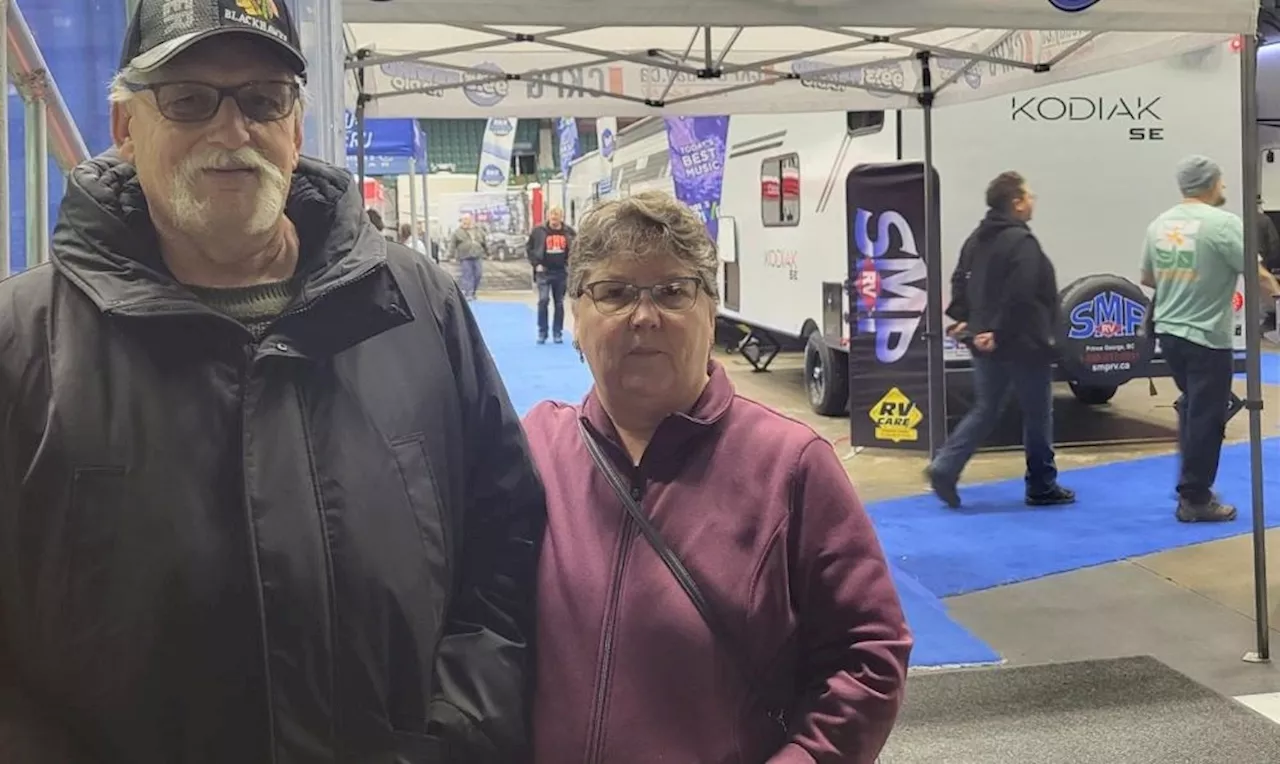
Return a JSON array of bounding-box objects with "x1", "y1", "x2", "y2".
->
[
  {"x1": 947, "y1": 209, "x2": 1060, "y2": 361},
  {"x1": 0, "y1": 154, "x2": 545, "y2": 763}
]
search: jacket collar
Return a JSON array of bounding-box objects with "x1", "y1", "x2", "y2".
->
[
  {"x1": 581, "y1": 360, "x2": 735, "y2": 472},
  {"x1": 49, "y1": 151, "x2": 411, "y2": 357}
]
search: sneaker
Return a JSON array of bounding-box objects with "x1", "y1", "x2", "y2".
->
[
  {"x1": 1026, "y1": 485, "x2": 1076, "y2": 507},
  {"x1": 925, "y1": 467, "x2": 961, "y2": 509},
  {"x1": 536, "y1": 335, "x2": 547, "y2": 345},
  {"x1": 1175, "y1": 496, "x2": 1237, "y2": 523},
  {"x1": 553, "y1": 334, "x2": 564, "y2": 344}
]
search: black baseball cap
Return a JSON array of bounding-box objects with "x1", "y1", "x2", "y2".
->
[{"x1": 120, "y1": 0, "x2": 307, "y2": 77}]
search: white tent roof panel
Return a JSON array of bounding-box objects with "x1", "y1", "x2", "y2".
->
[
  {"x1": 341, "y1": 0, "x2": 1257, "y2": 118},
  {"x1": 344, "y1": 0, "x2": 1256, "y2": 34}
]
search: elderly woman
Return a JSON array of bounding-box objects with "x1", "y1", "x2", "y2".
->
[{"x1": 521, "y1": 191, "x2": 912, "y2": 764}]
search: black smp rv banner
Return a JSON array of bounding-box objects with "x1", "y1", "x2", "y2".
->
[{"x1": 846, "y1": 162, "x2": 939, "y2": 451}]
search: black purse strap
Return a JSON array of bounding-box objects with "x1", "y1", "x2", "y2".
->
[{"x1": 577, "y1": 419, "x2": 786, "y2": 731}]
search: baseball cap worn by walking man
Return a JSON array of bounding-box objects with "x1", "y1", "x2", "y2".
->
[
  {"x1": 1176, "y1": 155, "x2": 1222, "y2": 197},
  {"x1": 121, "y1": 0, "x2": 308, "y2": 77}
]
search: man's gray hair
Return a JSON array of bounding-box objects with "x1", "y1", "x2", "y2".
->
[
  {"x1": 107, "y1": 65, "x2": 310, "y2": 110},
  {"x1": 568, "y1": 190, "x2": 720, "y2": 303}
]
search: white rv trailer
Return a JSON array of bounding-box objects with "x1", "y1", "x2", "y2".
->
[{"x1": 566, "y1": 42, "x2": 1247, "y2": 415}]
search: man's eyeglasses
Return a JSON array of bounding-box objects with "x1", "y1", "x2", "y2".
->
[
  {"x1": 578, "y1": 277, "x2": 705, "y2": 316},
  {"x1": 125, "y1": 81, "x2": 300, "y2": 124}
]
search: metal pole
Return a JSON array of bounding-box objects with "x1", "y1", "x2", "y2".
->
[
  {"x1": 1239, "y1": 31, "x2": 1270, "y2": 666},
  {"x1": 24, "y1": 93, "x2": 49, "y2": 266},
  {"x1": 422, "y1": 168, "x2": 432, "y2": 259},
  {"x1": 5, "y1": 1, "x2": 88, "y2": 172},
  {"x1": 918, "y1": 51, "x2": 947, "y2": 459},
  {"x1": 408, "y1": 156, "x2": 419, "y2": 254},
  {"x1": 1, "y1": 0, "x2": 10, "y2": 278}
]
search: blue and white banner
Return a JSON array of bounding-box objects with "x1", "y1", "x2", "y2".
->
[
  {"x1": 344, "y1": 112, "x2": 426, "y2": 178},
  {"x1": 594, "y1": 117, "x2": 618, "y2": 200},
  {"x1": 476, "y1": 117, "x2": 519, "y2": 190}
]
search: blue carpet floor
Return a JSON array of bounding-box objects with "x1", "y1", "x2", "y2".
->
[
  {"x1": 867, "y1": 439, "x2": 1280, "y2": 598},
  {"x1": 1234, "y1": 349, "x2": 1280, "y2": 384}
]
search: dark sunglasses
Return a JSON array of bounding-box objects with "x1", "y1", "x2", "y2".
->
[
  {"x1": 125, "y1": 80, "x2": 300, "y2": 124},
  {"x1": 578, "y1": 277, "x2": 705, "y2": 316}
]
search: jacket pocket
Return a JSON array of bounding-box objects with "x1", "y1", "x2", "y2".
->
[
  {"x1": 390, "y1": 435, "x2": 450, "y2": 574},
  {"x1": 388, "y1": 436, "x2": 452, "y2": 734}
]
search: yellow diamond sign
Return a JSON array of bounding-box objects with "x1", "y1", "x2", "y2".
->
[{"x1": 870, "y1": 387, "x2": 923, "y2": 443}]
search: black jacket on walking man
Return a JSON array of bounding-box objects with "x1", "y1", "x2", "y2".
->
[
  {"x1": 926, "y1": 171, "x2": 1076, "y2": 509},
  {"x1": 526, "y1": 206, "x2": 575, "y2": 344},
  {"x1": 0, "y1": 2, "x2": 545, "y2": 762}
]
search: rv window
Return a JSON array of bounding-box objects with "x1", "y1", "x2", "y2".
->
[
  {"x1": 761, "y1": 154, "x2": 800, "y2": 228},
  {"x1": 846, "y1": 111, "x2": 885, "y2": 137}
]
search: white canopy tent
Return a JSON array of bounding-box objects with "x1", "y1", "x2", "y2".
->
[{"x1": 342, "y1": 0, "x2": 1270, "y2": 660}]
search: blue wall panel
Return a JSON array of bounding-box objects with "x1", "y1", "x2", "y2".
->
[{"x1": 7, "y1": 0, "x2": 126, "y2": 273}]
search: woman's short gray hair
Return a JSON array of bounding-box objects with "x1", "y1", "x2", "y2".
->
[{"x1": 568, "y1": 190, "x2": 720, "y2": 303}]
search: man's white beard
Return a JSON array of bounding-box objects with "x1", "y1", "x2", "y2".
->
[{"x1": 168, "y1": 148, "x2": 289, "y2": 236}]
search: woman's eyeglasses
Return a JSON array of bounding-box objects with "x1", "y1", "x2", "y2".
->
[
  {"x1": 579, "y1": 277, "x2": 704, "y2": 316},
  {"x1": 125, "y1": 81, "x2": 300, "y2": 124}
]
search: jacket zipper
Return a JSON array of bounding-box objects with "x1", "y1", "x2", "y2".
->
[{"x1": 583, "y1": 480, "x2": 643, "y2": 764}]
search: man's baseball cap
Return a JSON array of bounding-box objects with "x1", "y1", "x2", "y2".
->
[{"x1": 120, "y1": 0, "x2": 307, "y2": 77}]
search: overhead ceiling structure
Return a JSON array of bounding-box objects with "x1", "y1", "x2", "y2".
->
[{"x1": 341, "y1": 0, "x2": 1258, "y2": 119}]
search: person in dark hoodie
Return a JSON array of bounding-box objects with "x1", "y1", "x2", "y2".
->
[
  {"x1": 927, "y1": 171, "x2": 1076, "y2": 509},
  {"x1": 0, "y1": 2, "x2": 545, "y2": 761},
  {"x1": 526, "y1": 205, "x2": 576, "y2": 344}
]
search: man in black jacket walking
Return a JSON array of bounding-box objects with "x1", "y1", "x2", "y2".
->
[
  {"x1": 0, "y1": 2, "x2": 544, "y2": 762},
  {"x1": 927, "y1": 171, "x2": 1075, "y2": 509},
  {"x1": 526, "y1": 206, "x2": 575, "y2": 344}
]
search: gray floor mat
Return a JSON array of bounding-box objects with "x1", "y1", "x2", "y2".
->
[{"x1": 879, "y1": 655, "x2": 1280, "y2": 764}]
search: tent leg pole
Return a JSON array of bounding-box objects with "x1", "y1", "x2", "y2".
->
[
  {"x1": 1238, "y1": 31, "x2": 1270, "y2": 666},
  {"x1": 422, "y1": 169, "x2": 432, "y2": 258},
  {"x1": 409, "y1": 157, "x2": 419, "y2": 252},
  {"x1": 0, "y1": 0, "x2": 9, "y2": 278},
  {"x1": 918, "y1": 51, "x2": 946, "y2": 460},
  {"x1": 355, "y1": 52, "x2": 369, "y2": 197}
]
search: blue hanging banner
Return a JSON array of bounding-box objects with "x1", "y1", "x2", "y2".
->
[{"x1": 344, "y1": 112, "x2": 425, "y2": 167}]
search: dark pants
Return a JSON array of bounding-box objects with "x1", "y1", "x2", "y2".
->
[
  {"x1": 931, "y1": 353, "x2": 1058, "y2": 495},
  {"x1": 1159, "y1": 334, "x2": 1233, "y2": 504},
  {"x1": 458, "y1": 257, "x2": 482, "y2": 298},
  {"x1": 537, "y1": 270, "x2": 567, "y2": 338}
]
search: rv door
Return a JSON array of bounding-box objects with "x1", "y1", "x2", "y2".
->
[{"x1": 717, "y1": 216, "x2": 741, "y2": 311}]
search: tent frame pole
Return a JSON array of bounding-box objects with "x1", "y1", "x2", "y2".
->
[
  {"x1": 917, "y1": 50, "x2": 946, "y2": 460},
  {"x1": 1239, "y1": 30, "x2": 1271, "y2": 666},
  {"x1": 1, "y1": 0, "x2": 9, "y2": 278}
]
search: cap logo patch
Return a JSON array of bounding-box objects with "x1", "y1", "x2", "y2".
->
[
  {"x1": 235, "y1": 0, "x2": 279, "y2": 20},
  {"x1": 160, "y1": 0, "x2": 196, "y2": 34}
]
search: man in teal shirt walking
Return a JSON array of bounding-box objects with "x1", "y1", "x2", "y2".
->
[{"x1": 1141, "y1": 155, "x2": 1277, "y2": 522}]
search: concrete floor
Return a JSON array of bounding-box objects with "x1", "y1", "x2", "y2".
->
[{"x1": 480, "y1": 284, "x2": 1280, "y2": 700}]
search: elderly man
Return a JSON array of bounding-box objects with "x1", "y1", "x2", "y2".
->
[
  {"x1": 0, "y1": 1, "x2": 544, "y2": 762},
  {"x1": 525, "y1": 206, "x2": 576, "y2": 344}
]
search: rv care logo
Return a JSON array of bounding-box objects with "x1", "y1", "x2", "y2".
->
[
  {"x1": 1048, "y1": 0, "x2": 1101, "y2": 10},
  {"x1": 488, "y1": 118, "x2": 514, "y2": 136},
  {"x1": 600, "y1": 128, "x2": 616, "y2": 159},
  {"x1": 870, "y1": 387, "x2": 923, "y2": 443},
  {"x1": 1012, "y1": 95, "x2": 1163, "y2": 141},
  {"x1": 853, "y1": 208, "x2": 926, "y2": 364}
]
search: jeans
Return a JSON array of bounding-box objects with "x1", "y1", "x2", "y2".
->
[
  {"x1": 1158, "y1": 334, "x2": 1233, "y2": 504},
  {"x1": 931, "y1": 354, "x2": 1059, "y2": 495},
  {"x1": 536, "y1": 269, "x2": 568, "y2": 338},
  {"x1": 458, "y1": 257, "x2": 482, "y2": 298}
]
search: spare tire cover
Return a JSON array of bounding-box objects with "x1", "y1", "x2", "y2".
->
[{"x1": 1056, "y1": 274, "x2": 1154, "y2": 387}]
